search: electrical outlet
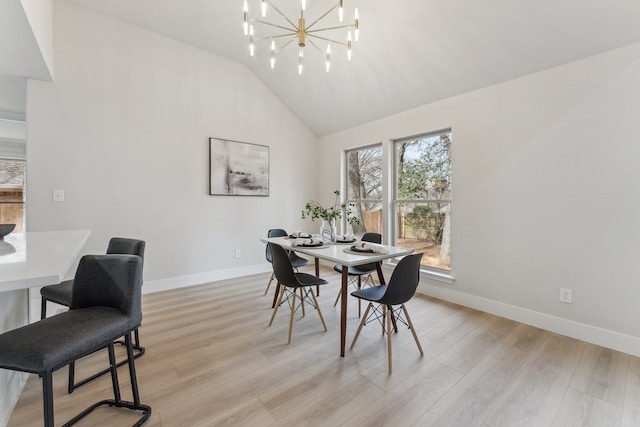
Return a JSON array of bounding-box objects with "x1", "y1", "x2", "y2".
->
[
  {"x1": 559, "y1": 288, "x2": 572, "y2": 304},
  {"x1": 52, "y1": 189, "x2": 65, "y2": 202},
  {"x1": 235, "y1": 249, "x2": 241, "y2": 258}
]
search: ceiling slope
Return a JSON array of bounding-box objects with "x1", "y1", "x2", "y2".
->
[{"x1": 65, "y1": 0, "x2": 640, "y2": 136}]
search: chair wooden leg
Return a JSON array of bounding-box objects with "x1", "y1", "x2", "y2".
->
[
  {"x1": 288, "y1": 291, "x2": 296, "y2": 344},
  {"x1": 402, "y1": 304, "x2": 423, "y2": 355},
  {"x1": 333, "y1": 288, "x2": 341, "y2": 307},
  {"x1": 386, "y1": 305, "x2": 393, "y2": 374},
  {"x1": 309, "y1": 289, "x2": 327, "y2": 331},
  {"x1": 299, "y1": 288, "x2": 306, "y2": 317},
  {"x1": 269, "y1": 283, "x2": 284, "y2": 327},
  {"x1": 350, "y1": 303, "x2": 372, "y2": 350},
  {"x1": 264, "y1": 272, "x2": 275, "y2": 295}
]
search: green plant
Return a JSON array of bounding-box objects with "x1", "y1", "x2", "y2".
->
[{"x1": 301, "y1": 190, "x2": 360, "y2": 224}]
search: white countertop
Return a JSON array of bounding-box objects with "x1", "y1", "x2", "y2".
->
[{"x1": 0, "y1": 229, "x2": 90, "y2": 292}]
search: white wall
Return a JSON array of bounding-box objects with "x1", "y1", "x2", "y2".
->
[
  {"x1": 318, "y1": 42, "x2": 640, "y2": 356},
  {"x1": 26, "y1": 1, "x2": 318, "y2": 290},
  {"x1": 0, "y1": 76, "x2": 26, "y2": 121},
  {"x1": 0, "y1": 291, "x2": 28, "y2": 427}
]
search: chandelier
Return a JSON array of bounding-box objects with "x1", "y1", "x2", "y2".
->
[{"x1": 243, "y1": 0, "x2": 359, "y2": 74}]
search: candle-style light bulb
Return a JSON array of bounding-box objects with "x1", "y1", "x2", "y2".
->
[
  {"x1": 325, "y1": 44, "x2": 331, "y2": 72},
  {"x1": 249, "y1": 25, "x2": 255, "y2": 56},
  {"x1": 354, "y1": 8, "x2": 359, "y2": 42},
  {"x1": 243, "y1": 0, "x2": 249, "y2": 35},
  {"x1": 301, "y1": 0, "x2": 306, "y2": 11},
  {"x1": 270, "y1": 41, "x2": 276, "y2": 69},
  {"x1": 338, "y1": 0, "x2": 343, "y2": 22},
  {"x1": 261, "y1": 0, "x2": 267, "y2": 17},
  {"x1": 347, "y1": 31, "x2": 352, "y2": 60}
]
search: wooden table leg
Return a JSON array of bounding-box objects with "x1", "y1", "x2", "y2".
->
[
  {"x1": 375, "y1": 262, "x2": 386, "y2": 285},
  {"x1": 340, "y1": 267, "x2": 348, "y2": 357},
  {"x1": 315, "y1": 257, "x2": 320, "y2": 296}
]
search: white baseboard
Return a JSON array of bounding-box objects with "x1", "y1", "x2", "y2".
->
[
  {"x1": 143, "y1": 264, "x2": 272, "y2": 294},
  {"x1": 416, "y1": 280, "x2": 640, "y2": 358}
]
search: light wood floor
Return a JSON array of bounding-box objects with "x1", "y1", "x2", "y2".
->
[{"x1": 8, "y1": 266, "x2": 640, "y2": 426}]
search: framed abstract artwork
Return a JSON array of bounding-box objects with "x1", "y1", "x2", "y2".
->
[{"x1": 209, "y1": 138, "x2": 269, "y2": 196}]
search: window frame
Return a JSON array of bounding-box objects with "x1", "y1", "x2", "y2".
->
[
  {"x1": 391, "y1": 129, "x2": 453, "y2": 279},
  {"x1": 342, "y1": 143, "x2": 383, "y2": 236}
]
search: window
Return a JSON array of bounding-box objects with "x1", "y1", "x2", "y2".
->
[
  {"x1": 344, "y1": 144, "x2": 382, "y2": 236},
  {"x1": 393, "y1": 130, "x2": 451, "y2": 271},
  {"x1": 0, "y1": 158, "x2": 26, "y2": 233}
]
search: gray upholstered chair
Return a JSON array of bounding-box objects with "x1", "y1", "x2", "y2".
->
[
  {"x1": 0, "y1": 254, "x2": 151, "y2": 426},
  {"x1": 40, "y1": 237, "x2": 146, "y2": 392},
  {"x1": 268, "y1": 243, "x2": 328, "y2": 343},
  {"x1": 350, "y1": 253, "x2": 424, "y2": 374}
]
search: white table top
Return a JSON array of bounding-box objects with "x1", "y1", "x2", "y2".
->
[
  {"x1": 0, "y1": 229, "x2": 90, "y2": 292},
  {"x1": 262, "y1": 236, "x2": 413, "y2": 266}
]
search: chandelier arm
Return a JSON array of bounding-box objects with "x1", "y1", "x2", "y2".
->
[
  {"x1": 305, "y1": 4, "x2": 340, "y2": 31},
  {"x1": 307, "y1": 39, "x2": 324, "y2": 54},
  {"x1": 255, "y1": 32, "x2": 298, "y2": 43},
  {"x1": 252, "y1": 19, "x2": 298, "y2": 33},
  {"x1": 265, "y1": 0, "x2": 299, "y2": 30},
  {"x1": 274, "y1": 37, "x2": 296, "y2": 55},
  {"x1": 306, "y1": 24, "x2": 355, "y2": 34},
  {"x1": 307, "y1": 34, "x2": 348, "y2": 47}
]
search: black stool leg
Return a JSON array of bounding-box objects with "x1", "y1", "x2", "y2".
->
[
  {"x1": 134, "y1": 328, "x2": 141, "y2": 348},
  {"x1": 68, "y1": 362, "x2": 75, "y2": 394},
  {"x1": 41, "y1": 297, "x2": 47, "y2": 320},
  {"x1": 107, "y1": 343, "x2": 121, "y2": 401},
  {"x1": 68, "y1": 328, "x2": 145, "y2": 393},
  {"x1": 62, "y1": 334, "x2": 151, "y2": 426},
  {"x1": 125, "y1": 334, "x2": 143, "y2": 407},
  {"x1": 42, "y1": 370, "x2": 54, "y2": 427}
]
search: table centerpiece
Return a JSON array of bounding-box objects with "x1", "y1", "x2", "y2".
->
[{"x1": 301, "y1": 190, "x2": 359, "y2": 242}]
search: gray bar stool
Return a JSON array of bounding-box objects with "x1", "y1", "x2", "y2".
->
[
  {"x1": 0, "y1": 254, "x2": 151, "y2": 426},
  {"x1": 40, "y1": 237, "x2": 146, "y2": 393}
]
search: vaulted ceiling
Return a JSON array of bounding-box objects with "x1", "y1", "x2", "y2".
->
[{"x1": 64, "y1": 1, "x2": 640, "y2": 136}]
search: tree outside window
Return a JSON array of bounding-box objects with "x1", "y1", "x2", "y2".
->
[
  {"x1": 394, "y1": 131, "x2": 451, "y2": 270},
  {"x1": 345, "y1": 145, "x2": 382, "y2": 236}
]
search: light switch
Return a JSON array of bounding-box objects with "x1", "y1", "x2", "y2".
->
[{"x1": 52, "y1": 189, "x2": 65, "y2": 202}]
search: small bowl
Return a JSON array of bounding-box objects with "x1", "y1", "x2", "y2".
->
[{"x1": 0, "y1": 224, "x2": 16, "y2": 240}]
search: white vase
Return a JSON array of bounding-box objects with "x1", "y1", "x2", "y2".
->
[{"x1": 320, "y1": 219, "x2": 337, "y2": 243}]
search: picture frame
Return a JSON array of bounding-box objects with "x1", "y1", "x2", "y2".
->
[{"x1": 209, "y1": 138, "x2": 269, "y2": 196}]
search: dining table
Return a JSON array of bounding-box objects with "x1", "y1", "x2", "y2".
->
[{"x1": 262, "y1": 235, "x2": 414, "y2": 357}]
